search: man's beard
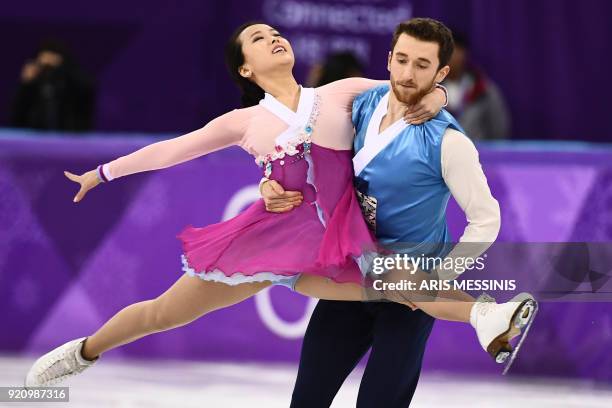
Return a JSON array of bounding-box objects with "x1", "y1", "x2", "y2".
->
[{"x1": 390, "y1": 74, "x2": 436, "y2": 106}]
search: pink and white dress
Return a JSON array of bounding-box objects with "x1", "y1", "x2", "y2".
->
[{"x1": 102, "y1": 78, "x2": 385, "y2": 286}]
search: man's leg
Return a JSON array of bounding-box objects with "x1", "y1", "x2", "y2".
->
[
  {"x1": 357, "y1": 303, "x2": 435, "y2": 408},
  {"x1": 290, "y1": 300, "x2": 374, "y2": 408}
]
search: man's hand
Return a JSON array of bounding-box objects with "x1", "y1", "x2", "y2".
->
[
  {"x1": 261, "y1": 179, "x2": 303, "y2": 213},
  {"x1": 404, "y1": 86, "x2": 446, "y2": 125}
]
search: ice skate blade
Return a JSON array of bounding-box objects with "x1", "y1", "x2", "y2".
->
[
  {"x1": 486, "y1": 297, "x2": 537, "y2": 367},
  {"x1": 502, "y1": 299, "x2": 539, "y2": 375}
]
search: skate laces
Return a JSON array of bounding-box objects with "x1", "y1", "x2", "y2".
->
[
  {"x1": 38, "y1": 351, "x2": 76, "y2": 383},
  {"x1": 37, "y1": 345, "x2": 86, "y2": 385}
]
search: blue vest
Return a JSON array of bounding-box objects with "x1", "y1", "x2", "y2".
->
[{"x1": 352, "y1": 84, "x2": 464, "y2": 257}]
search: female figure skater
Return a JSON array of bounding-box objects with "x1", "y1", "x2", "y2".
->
[{"x1": 26, "y1": 22, "x2": 534, "y2": 387}]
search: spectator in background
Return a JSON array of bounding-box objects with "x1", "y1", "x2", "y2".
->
[
  {"x1": 306, "y1": 51, "x2": 364, "y2": 87},
  {"x1": 10, "y1": 40, "x2": 95, "y2": 132},
  {"x1": 443, "y1": 32, "x2": 510, "y2": 140}
]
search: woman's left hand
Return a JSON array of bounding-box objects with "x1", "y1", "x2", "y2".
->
[
  {"x1": 64, "y1": 170, "x2": 100, "y2": 203},
  {"x1": 404, "y1": 86, "x2": 446, "y2": 125}
]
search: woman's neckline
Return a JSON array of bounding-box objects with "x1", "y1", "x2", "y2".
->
[{"x1": 265, "y1": 85, "x2": 302, "y2": 113}]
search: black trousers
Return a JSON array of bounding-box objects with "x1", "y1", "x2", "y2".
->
[{"x1": 290, "y1": 300, "x2": 434, "y2": 408}]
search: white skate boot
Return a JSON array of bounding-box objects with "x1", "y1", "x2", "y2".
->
[
  {"x1": 470, "y1": 292, "x2": 538, "y2": 375},
  {"x1": 25, "y1": 337, "x2": 98, "y2": 387}
]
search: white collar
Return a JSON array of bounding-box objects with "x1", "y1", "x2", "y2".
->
[
  {"x1": 363, "y1": 91, "x2": 408, "y2": 147},
  {"x1": 353, "y1": 91, "x2": 409, "y2": 176},
  {"x1": 259, "y1": 86, "x2": 314, "y2": 127}
]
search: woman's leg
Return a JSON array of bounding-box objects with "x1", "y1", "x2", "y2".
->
[
  {"x1": 294, "y1": 275, "x2": 365, "y2": 301},
  {"x1": 295, "y1": 274, "x2": 537, "y2": 366},
  {"x1": 81, "y1": 274, "x2": 270, "y2": 359},
  {"x1": 294, "y1": 274, "x2": 474, "y2": 323},
  {"x1": 411, "y1": 297, "x2": 473, "y2": 322},
  {"x1": 367, "y1": 266, "x2": 477, "y2": 322}
]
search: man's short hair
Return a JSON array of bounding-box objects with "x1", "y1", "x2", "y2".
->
[{"x1": 390, "y1": 18, "x2": 455, "y2": 69}]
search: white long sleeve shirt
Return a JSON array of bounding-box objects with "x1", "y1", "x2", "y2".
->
[{"x1": 437, "y1": 128, "x2": 501, "y2": 279}]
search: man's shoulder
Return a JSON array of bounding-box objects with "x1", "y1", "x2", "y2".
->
[
  {"x1": 442, "y1": 127, "x2": 472, "y2": 147},
  {"x1": 434, "y1": 108, "x2": 457, "y2": 123},
  {"x1": 431, "y1": 109, "x2": 466, "y2": 135}
]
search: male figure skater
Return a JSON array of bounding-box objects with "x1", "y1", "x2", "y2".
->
[{"x1": 261, "y1": 18, "x2": 502, "y2": 407}]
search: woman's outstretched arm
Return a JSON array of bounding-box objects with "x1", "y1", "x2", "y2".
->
[
  {"x1": 65, "y1": 109, "x2": 250, "y2": 202},
  {"x1": 106, "y1": 109, "x2": 249, "y2": 180}
]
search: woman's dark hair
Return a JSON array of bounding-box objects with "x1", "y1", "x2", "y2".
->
[{"x1": 225, "y1": 21, "x2": 266, "y2": 107}]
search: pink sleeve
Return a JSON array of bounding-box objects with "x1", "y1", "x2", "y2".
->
[
  {"x1": 107, "y1": 109, "x2": 249, "y2": 179},
  {"x1": 317, "y1": 77, "x2": 387, "y2": 111}
]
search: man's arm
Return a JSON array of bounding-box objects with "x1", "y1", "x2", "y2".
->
[
  {"x1": 260, "y1": 178, "x2": 303, "y2": 213},
  {"x1": 436, "y1": 128, "x2": 501, "y2": 279}
]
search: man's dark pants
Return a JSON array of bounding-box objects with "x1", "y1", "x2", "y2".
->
[{"x1": 290, "y1": 300, "x2": 435, "y2": 407}]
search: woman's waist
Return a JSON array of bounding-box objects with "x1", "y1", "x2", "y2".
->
[{"x1": 268, "y1": 152, "x2": 353, "y2": 199}]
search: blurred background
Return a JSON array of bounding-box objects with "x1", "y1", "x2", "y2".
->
[{"x1": 1, "y1": 0, "x2": 611, "y2": 406}]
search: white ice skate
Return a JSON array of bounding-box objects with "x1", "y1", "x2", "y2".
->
[
  {"x1": 25, "y1": 337, "x2": 98, "y2": 387},
  {"x1": 470, "y1": 292, "x2": 538, "y2": 375}
]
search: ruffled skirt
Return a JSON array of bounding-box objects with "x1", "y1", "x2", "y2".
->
[{"x1": 177, "y1": 143, "x2": 375, "y2": 285}]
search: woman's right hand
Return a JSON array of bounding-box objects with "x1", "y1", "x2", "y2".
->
[{"x1": 64, "y1": 170, "x2": 101, "y2": 203}]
